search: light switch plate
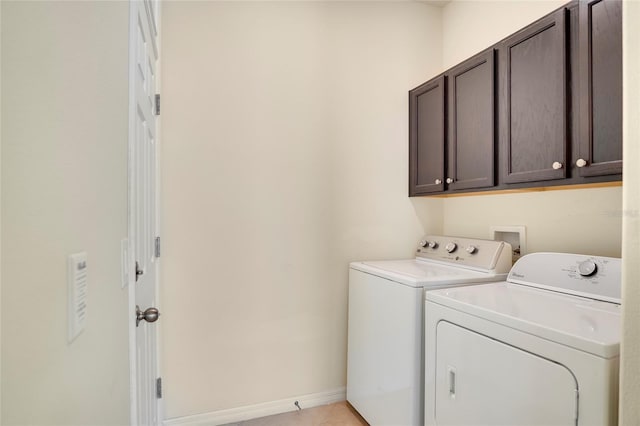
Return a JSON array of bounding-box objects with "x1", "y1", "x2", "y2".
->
[{"x1": 68, "y1": 252, "x2": 88, "y2": 343}]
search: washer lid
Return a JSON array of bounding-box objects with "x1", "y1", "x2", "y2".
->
[
  {"x1": 426, "y1": 282, "x2": 621, "y2": 358},
  {"x1": 350, "y1": 259, "x2": 506, "y2": 288}
]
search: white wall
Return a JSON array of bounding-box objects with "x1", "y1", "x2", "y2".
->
[
  {"x1": 1, "y1": 2, "x2": 130, "y2": 424},
  {"x1": 440, "y1": 0, "x2": 622, "y2": 258},
  {"x1": 620, "y1": 0, "x2": 640, "y2": 423},
  {"x1": 161, "y1": 1, "x2": 442, "y2": 419}
]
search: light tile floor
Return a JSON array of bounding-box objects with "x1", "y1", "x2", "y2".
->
[{"x1": 222, "y1": 401, "x2": 368, "y2": 426}]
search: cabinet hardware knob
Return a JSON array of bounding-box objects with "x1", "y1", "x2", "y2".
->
[
  {"x1": 576, "y1": 158, "x2": 588, "y2": 168},
  {"x1": 446, "y1": 178, "x2": 454, "y2": 184},
  {"x1": 435, "y1": 179, "x2": 442, "y2": 185},
  {"x1": 552, "y1": 161, "x2": 563, "y2": 170}
]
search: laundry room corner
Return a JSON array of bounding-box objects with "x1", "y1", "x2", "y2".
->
[{"x1": 437, "y1": 0, "x2": 623, "y2": 258}]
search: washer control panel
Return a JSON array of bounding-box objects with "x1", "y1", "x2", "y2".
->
[
  {"x1": 508, "y1": 252, "x2": 621, "y2": 303},
  {"x1": 416, "y1": 235, "x2": 512, "y2": 272}
]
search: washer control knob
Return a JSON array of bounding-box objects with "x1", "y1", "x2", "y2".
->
[
  {"x1": 445, "y1": 242, "x2": 457, "y2": 253},
  {"x1": 578, "y1": 260, "x2": 598, "y2": 277},
  {"x1": 576, "y1": 158, "x2": 588, "y2": 168},
  {"x1": 466, "y1": 245, "x2": 478, "y2": 254},
  {"x1": 428, "y1": 241, "x2": 438, "y2": 249},
  {"x1": 419, "y1": 240, "x2": 428, "y2": 248}
]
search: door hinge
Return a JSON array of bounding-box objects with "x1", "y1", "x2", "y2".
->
[
  {"x1": 155, "y1": 94, "x2": 161, "y2": 116},
  {"x1": 155, "y1": 237, "x2": 161, "y2": 258},
  {"x1": 156, "y1": 377, "x2": 163, "y2": 399}
]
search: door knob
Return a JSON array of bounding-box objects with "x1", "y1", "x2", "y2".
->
[
  {"x1": 136, "y1": 305, "x2": 160, "y2": 327},
  {"x1": 446, "y1": 178, "x2": 454, "y2": 184},
  {"x1": 576, "y1": 158, "x2": 588, "y2": 168},
  {"x1": 435, "y1": 179, "x2": 442, "y2": 185},
  {"x1": 552, "y1": 161, "x2": 563, "y2": 170}
]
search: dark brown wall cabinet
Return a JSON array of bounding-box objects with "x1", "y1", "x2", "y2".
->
[
  {"x1": 408, "y1": 0, "x2": 622, "y2": 197},
  {"x1": 578, "y1": 0, "x2": 623, "y2": 177},
  {"x1": 500, "y1": 8, "x2": 567, "y2": 184},
  {"x1": 409, "y1": 76, "x2": 445, "y2": 195},
  {"x1": 409, "y1": 50, "x2": 495, "y2": 195},
  {"x1": 447, "y1": 50, "x2": 495, "y2": 191}
]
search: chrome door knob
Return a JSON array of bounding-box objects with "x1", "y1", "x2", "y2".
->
[
  {"x1": 136, "y1": 306, "x2": 160, "y2": 326},
  {"x1": 446, "y1": 178, "x2": 454, "y2": 184},
  {"x1": 435, "y1": 179, "x2": 442, "y2": 185},
  {"x1": 552, "y1": 161, "x2": 563, "y2": 170},
  {"x1": 576, "y1": 158, "x2": 588, "y2": 168}
]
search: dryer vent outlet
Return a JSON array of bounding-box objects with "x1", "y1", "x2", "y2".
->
[{"x1": 490, "y1": 225, "x2": 526, "y2": 264}]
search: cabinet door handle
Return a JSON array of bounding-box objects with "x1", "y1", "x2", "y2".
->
[
  {"x1": 446, "y1": 178, "x2": 454, "y2": 184},
  {"x1": 576, "y1": 158, "x2": 588, "y2": 168},
  {"x1": 552, "y1": 161, "x2": 563, "y2": 170},
  {"x1": 435, "y1": 179, "x2": 442, "y2": 185}
]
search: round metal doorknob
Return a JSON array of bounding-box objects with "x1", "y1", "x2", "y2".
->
[
  {"x1": 552, "y1": 161, "x2": 563, "y2": 170},
  {"x1": 446, "y1": 178, "x2": 454, "y2": 184},
  {"x1": 136, "y1": 305, "x2": 160, "y2": 326},
  {"x1": 576, "y1": 158, "x2": 588, "y2": 168},
  {"x1": 435, "y1": 179, "x2": 442, "y2": 185}
]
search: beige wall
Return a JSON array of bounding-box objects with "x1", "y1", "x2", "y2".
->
[
  {"x1": 440, "y1": 0, "x2": 622, "y2": 258},
  {"x1": 1, "y1": 2, "x2": 130, "y2": 424},
  {"x1": 442, "y1": 0, "x2": 567, "y2": 69},
  {"x1": 620, "y1": 0, "x2": 640, "y2": 423},
  {"x1": 160, "y1": 1, "x2": 442, "y2": 419}
]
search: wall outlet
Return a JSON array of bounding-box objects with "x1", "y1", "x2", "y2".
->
[{"x1": 490, "y1": 226, "x2": 526, "y2": 264}]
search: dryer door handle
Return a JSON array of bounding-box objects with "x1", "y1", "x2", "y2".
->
[{"x1": 448, "y1": 366, "x2": 456, "y2": 398}]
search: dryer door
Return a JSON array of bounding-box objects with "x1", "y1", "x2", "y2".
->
[{"x1": 435, "y1": 321, "x2": 578, "y2": 426}]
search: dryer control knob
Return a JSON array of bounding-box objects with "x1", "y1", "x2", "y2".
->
[
  {"x1": 466, "y1": 245, "x2": 478, "y2": 254},
  {"x1": 419, "y1": 240, "x2": 428, "y2": 248},
  {"x1": 445, "y1": 242, "x2": 458, "y2": 253},
  {"x1": 578, "y1": 260, "x2": 598, "y2": 277},
  {"x1": 428, "y1": 241, "x2": 438, "y2": 249}
]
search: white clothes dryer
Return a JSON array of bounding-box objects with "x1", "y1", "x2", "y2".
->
[
  {"x1": 347, "y1": 235, "x2": 512, "y2": 426},
  {"x1": 425, "y1": 252, "x2": 622, "y2": 426}
]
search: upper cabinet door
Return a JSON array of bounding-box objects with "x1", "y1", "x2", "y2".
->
[
  {"x1": 409, "y1": 76, "x2": 446, "y2": 195},
  {"x1": 447, "y1": 50, "x2": 495, "y2": 191},
  {"x1": 578, "y1": 0, "x2": 622, "y2": 177},
  {"x1": 500, "y1": 9, "x2": 568, "y2": 184}
]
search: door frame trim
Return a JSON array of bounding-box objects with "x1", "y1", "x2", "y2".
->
[{"x1": 127, "y1": 0, "x2": 162, "y2": 424}]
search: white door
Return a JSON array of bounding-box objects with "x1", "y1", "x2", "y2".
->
[
  {"x1": 435, "y1": 321, "x2": 578, "y2": 426},
  {"x1": 129, "y1": 0, "x2": 161, "y2": 424}
]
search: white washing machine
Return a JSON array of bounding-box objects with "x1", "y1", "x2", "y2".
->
[
  {"x1": 347, "y1": 235, "x2": 513, "y2": 426},
  {"x1": 425, "y1": 252, "x2": 622, "y2": 426}
]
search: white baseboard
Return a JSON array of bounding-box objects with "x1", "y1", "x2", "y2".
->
[{"x1": 163, "y1": 387, "x2": 346, "y2": 426}]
